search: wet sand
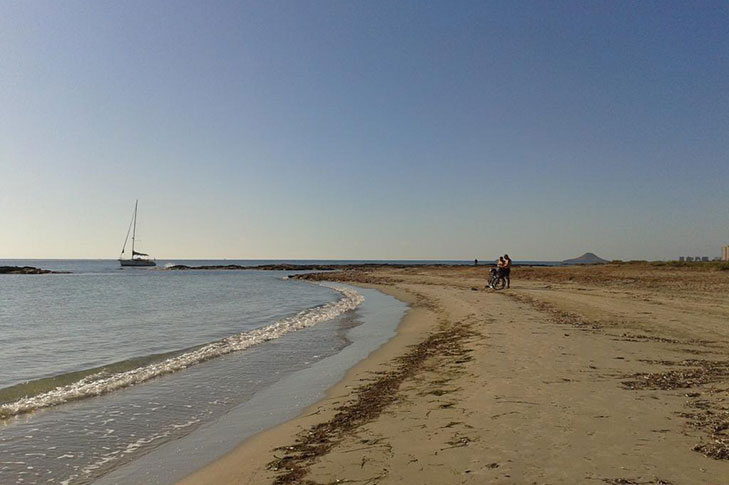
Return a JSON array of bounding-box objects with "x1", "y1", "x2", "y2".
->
[{"x1": 180, "y1": 264, "x2": 729, "y2": 484}]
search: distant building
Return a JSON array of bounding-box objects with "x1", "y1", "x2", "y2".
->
[
  {"x1": 681, "y1": 254, "x2": 719, "y2": 262},
  {"x1": 722, "y1": 245, "x2": 729, "y2": 261}
]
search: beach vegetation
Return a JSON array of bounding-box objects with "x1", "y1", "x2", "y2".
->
[{"x1": 649, "y1": 260, "x2": 729, "y2": 271}]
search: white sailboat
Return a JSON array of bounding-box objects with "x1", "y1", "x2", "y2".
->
[{"x1": 119, "y1": 200, "x2": 156, "y2": 267}]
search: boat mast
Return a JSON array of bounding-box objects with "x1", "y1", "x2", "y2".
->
[
  {"x1": 120, "y1": 202, "x2": 135, "y2": 259},
  {"x1": 131, "y1": 199, "x2": 138, "y2": 256}
]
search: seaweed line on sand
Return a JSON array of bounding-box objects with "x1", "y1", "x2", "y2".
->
[
  {"x1": 505, "y1": 290, "x2": 729, "y2": 461},
  {"x1": 266, "y1": 315, "x2": 476, "y2": 484},
  {"x1": 292, "y1": 270, "x2": 402, "y2": 286},
  {"x1": 601, "y1": 479, "x2": 673, "y2": 485},
  {"x1": 622, "y1": 360, "x2": 729, "y2": 460},
  {"x1": 621, "y1": 361, "x2": 729, "y2": 391},
  {"x1": 502, "y1": 292, "x2": 602, "y2": 329}
]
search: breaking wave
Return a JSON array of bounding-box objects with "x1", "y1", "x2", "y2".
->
[{"x1": 0, "y1": 286, "x2": 364, "y2": 418}]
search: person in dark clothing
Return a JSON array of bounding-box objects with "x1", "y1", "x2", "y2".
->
[{"x1": 502, "y1": 254, "x2": 512, "y2": 288}]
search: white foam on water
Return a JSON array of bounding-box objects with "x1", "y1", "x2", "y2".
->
[{"x1": 0, "y1": 286, "x2": 364, "y2": 418}]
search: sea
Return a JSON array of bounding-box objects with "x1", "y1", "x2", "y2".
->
[{"x1": 0, "y1": 258, "x2": 557, "y2": 484}]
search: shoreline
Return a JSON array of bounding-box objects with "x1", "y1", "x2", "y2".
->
[
  {"x1": 181, "y1": 264, "x2": 729, "y2": 484},
  {"x1": 0, "y1": 272, "x2": 407, "y2": 484},
  {"x1": 86, "y1": 282, "x2": 408, "y2": 485},
  {"x1": 177, "y1": 282, "x2": 426, "y2": 484}
]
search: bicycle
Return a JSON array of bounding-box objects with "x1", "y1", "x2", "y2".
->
[{"x1": 487, "y1": 268, "x2": 506, "y2": 290}]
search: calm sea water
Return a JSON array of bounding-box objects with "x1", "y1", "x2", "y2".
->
[{"x1": 0, "y1": 260, "x2": 409, "y2": 484}]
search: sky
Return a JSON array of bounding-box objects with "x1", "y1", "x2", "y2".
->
[{"x1": 1, "y1": 0, "x2": 727, "y2": 261}]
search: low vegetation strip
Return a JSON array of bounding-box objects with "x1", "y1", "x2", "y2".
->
[{"x1": 512, "y1": 261, "x2": 729, "y2": 291}]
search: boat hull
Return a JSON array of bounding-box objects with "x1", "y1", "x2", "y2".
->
[{"x1": 119, "y1": 259, "x2": 156, "y2": 267}]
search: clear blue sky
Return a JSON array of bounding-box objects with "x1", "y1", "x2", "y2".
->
[{"x1": 2, "y1": 1, "x2": 727, "y2": 260}]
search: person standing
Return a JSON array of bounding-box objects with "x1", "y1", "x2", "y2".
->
[
  {"x1": 503, "y1": 254, "x2": 512, "y2": 288},
  {"x1": 497, "y1": 256, "x2": 505, "y2": 271}
]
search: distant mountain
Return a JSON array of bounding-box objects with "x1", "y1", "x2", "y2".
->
[{"x1": 562, "y1": 252, "x2": 609, "y2": 265}]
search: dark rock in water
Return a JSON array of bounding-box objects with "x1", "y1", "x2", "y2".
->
[
  {"x1": 0, "y1": 266, "x2": 59, "y2": 274},
  {"x1": 165, "y1": 263, "x2": 448, "y2": 272},
  {"x1": 167, "y1": 263, "x2": 376, "y2": 271},
  {"x1": 165, "y1": 264, "x2": 339, "y2": 271},
  {"x1": 562, "y1": 253, "x2": 609, "y2": 265}
]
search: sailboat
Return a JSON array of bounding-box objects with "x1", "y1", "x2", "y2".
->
[{"x1": 119, "y1": 200, "x2": 156, "y2": 267}]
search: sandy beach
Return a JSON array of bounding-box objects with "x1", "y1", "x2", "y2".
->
[{"x1": 180, "y1": 263, "x2": 729, "y2": 485}]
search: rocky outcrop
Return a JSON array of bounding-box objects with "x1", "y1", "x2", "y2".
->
[
  {"x1": 166, "y1": 264, "x2": 341, "y2": 271},
  {"x1": 0, "y1": 266, "x2": 59, "y2": 274},
  {"x1": 166, "y1": 263, "x2": 414, "y2": 271}
]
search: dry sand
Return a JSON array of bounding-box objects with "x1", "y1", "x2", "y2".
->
[{"x1": 180, "y1": 264, "x2": 729, "y2": 485}]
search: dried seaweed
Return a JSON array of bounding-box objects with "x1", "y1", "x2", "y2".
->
[
  {"x1": 267, "y1": 319, "x2": 477, "y2": 484},
  {"x1": 683, "y1": 394, "x2": 729, "y2": 460},
  {"x1": 504, "y1": 293, "x2": 602, "y2": 329},
  {"x1": 622, "y1": 361, "x2": 729, "y2": 391},
  {"x1": 693, "y1": 439, "x2": 729, "y2": 460},
  {"x1": 602, "y1": 479, "x2": 672, "y2": 485},
  {"x1": 618, "y1": 333, "x2": 680, "y2": 344},
  {"x1": 623, "y1": 360, "x2": 729, "y2": 461},
  {"x1": 440, "y1": 435, "x2": 472, "y2": 450}
]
